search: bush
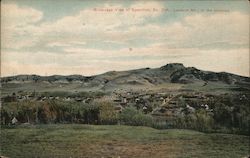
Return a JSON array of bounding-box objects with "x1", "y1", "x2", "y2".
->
[
  {"x1": 97, "y1": 101, "x2": 118, "y2": 125},
  {"x1": 119, "y1": 106, "x2": 138, "y2": 125},
  {"x1": 119, "y1": 106, "x2": 153, "y2": 126},
  {"x1": 172, "y1": 110, "x2": 214, "y2": 132},
  {"x1": 195, "y1": 109, "x2": 214, "y2": 132},
  {"x1": 151, "y1": 120, "x2": 168, "y2": 129},
  {"x1": 1, "y1": 100, "x2": 100, "y2": 125},
  {"x1": 132, "y1": 113, "x2": 153, "y2": 126}
]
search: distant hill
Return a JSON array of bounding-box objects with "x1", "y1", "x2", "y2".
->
[{"x1": 1, "y1": 63, "x2": 250, "y2": 93}]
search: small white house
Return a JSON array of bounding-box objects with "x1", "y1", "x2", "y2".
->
[{"x1": 12, "y1": 117, "x2": 18, "y2": 124}]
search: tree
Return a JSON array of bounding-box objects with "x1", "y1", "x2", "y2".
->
[
  {"x1": 98, "y1": 101, "x2": 118, "y2": 125},
  {"x1": 119, "y1": 106, "x2": 138, "y2": 125},
  {"x1": 119, "y1": 106, "x2": 153, "y2": 126}
]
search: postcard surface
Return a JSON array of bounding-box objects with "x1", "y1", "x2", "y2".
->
[{"x1": 1, "y1": 0, "x2": 249, "y2": 158}]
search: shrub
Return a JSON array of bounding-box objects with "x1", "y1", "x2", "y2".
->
[
  {"x1": 151, "y1": 120, "x2": 168, "y2": 129},
  {"x1": 132, "y1": 113, "x2": 153, "y2": 126},
  {"x1": 97, "y1": 101, "x2": 118, "y2": 125},
  {"x1": 119, "y1": 106, "x2": 138, "y2": 125},
  {"x1": 119, "y1": 106, "x2": 153, "y2": 126},
  {"x1": 195, "y1": 109, "x2": 214, "y2": 132}
]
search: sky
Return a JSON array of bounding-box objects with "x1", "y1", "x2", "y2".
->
[{"x1": 1, "y1": 0, "x2": 249, "y2": 77}]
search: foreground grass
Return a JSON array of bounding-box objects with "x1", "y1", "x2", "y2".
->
[{"x1": 1, "y1": 124, "x2": 249, "y2": 158}]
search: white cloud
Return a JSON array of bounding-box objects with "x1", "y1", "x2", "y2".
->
[
  {"x1": 1, "y1": 3, "x2": 43, "y2": 49},
  {"x1": 47, "y1": 41, "x2": 86, "y2": 47},
  {"x1": 2, "y1": 2, "x2": 248, "y2": 50},
  {"x1": 181, "y1": 11, "x2": 249, "y2": 47},
  {"x1": 1, "y1": 2, "x2": 164, "y2": 50},
  {"x1": 1, "y1": 3, "x2": 43, "y2": 26},
  {"x1": 123, "y1": 11, "x2": 249, "y2": 48},
  {"x1": 1, "y1": 2, "x2": 249, "y2": 77},
  {"x1": 40, "y1": 1, "x2": 163, "y2": 34}
]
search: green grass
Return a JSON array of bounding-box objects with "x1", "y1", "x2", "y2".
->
[
  {"x1": 182, "y1": 82, "x2": 242, "y2": 94},
  {"x1": 1, "y1": 124, "x2": 249, "y2": 158}
]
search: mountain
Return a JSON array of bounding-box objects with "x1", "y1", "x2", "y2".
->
[{"x1": 1, "y1": 63, "x2": 250, "y2": 93}]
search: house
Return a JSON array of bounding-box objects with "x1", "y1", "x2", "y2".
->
[
  {"x1": 75, "y1": 97, "x2": 83, "y2": 102},
  {"x1": 12, "y1": 117, "x2": 18, "y2": 125},
  {"x1": 64, "y1": 97, "x2": 71, "y2": 101},
  {"x1": 201, "y1": 104, "x2": 209, "y2": 110},
  {"x1": 84, "y1": 98, "x2": 92, "y2": 103},
  {"x1": 114, "y1": 105, "x2": 123, "y2": 113},
  {"x1": 186, "y1": 104, "x2": 195, "y2": 112},
  {"x1": 122, "y1": 97, "x2": 127, "y2": 103},
  {"x1": 135, "y1": 98, "x2": 140, "y2": 103},
  {"x1": 49, "y1": 96, "x2": 54, "y2": 100},
  {"x1": 142, "y1": 106, "x2": 148, "y2": 113}
]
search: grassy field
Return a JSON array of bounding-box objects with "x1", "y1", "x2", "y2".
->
[{"x1": 1, "y1": 124, "x2": 249, "y2": 158}]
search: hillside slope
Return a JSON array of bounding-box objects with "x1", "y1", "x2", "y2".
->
[{"x1": 1, "y1": 63, "x2": 250, "y2": 93}]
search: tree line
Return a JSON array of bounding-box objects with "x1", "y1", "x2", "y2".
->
[{"x1": 1, "y1": 98, "x2": 249, "y2": 135}]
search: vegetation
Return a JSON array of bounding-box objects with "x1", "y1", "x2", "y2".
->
[
  {"x1": 40, "y1": 91, "x2": 105, "y2": 98},
  {"x1": 1, "y1": 124, "x2": 249, "y2": 158},
  {"x1": 119, "y1": 106, "x2": 153, "y2": 126},
  {"x1": 1, "y1": 101, "x2": 99, "y2": 125},
  {"x1": 97, "y1": 101, "x2": 118, "y2": 125},
  {"x1": 173, "y1": 110, "x2": 214, "y2": 132},
  {"x1": 1, "y1": 94, "x2": 249, "y2": 135}
]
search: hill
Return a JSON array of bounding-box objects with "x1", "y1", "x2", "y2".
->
[{"x1": 1, "y1": 63, "x2": 250, "y2": 94}]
